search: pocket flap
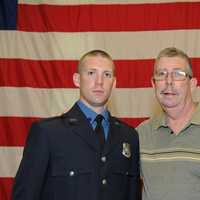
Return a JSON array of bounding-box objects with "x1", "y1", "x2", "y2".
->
[{"x1": 51, "y1": 168, "x2": 92, "y2": 177}]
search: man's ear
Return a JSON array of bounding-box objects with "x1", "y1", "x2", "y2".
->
[
  {"x1": 112, "y1": 77, "x2": 117, "y2": 89},
  {"x1": 151, "y1": 77, "x2": 155, "y2": 88},
  {"x1": 190, "y1": 77, "x2": 197, "y2": 92},
  {"x1": 73, "y1": 73, "x2": 80, "y2": 87}
]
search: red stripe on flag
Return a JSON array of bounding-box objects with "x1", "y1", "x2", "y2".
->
[
  {"x1": 116, "y1": 60, "x2": 153, "y2": 88},
  {"x1": 191, "y1": 58, "x2": 200, "y2": 79},
  {"x1": 0, "y1": 178, "x2": 13, "y2": 200},
  {"x1": 2, "y1": 58, "x2": 200, "y2": 88},
  {"x1": 0, "y1": 58, "x2": 154, "y2": 88},
  {"x1": 17, "y1": 2, "x2": 200, "y2": 32},
  {"x1": 0, "y1": 59, "x2": 77, "y2": 88},
  {"x1": 0, "y1": 117, "x2": 39, "y2": 146},
  {"x1": 120, "y1": 117, "x2": 148, "y2": 127}
]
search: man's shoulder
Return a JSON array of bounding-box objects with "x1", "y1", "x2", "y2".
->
[
  {"x1": 33, "y1": 103, "x2": 80, "y2": 128},
  {"x1": 111, "y1": 116, "x2": 139, "y2": 137},
  {"x1": 32, "y1": 114, "x2": 64, "y2": 129},
  {"x1": 136, "y1": 118, "x2": 151, "y2": 130},
  {"x1": 136, "y1": 117, "x2": 158, "y2": 137},
  {"x1": 111, "y1": 116, "x2": 133, "y2": 129}
]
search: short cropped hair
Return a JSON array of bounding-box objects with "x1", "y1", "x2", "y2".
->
[
  {"x1": 77, "y1": 50, "x2": 115, "y2": 73},
  {"x1": 154, "y1": 47, "x2": 193, "y2": 77}
]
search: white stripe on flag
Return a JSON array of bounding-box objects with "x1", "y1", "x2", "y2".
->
[
  {"x1": 1, "y1": 30, "x2": 200, "y2": 60},
  {"x1": 0, "y1": 147, "x2": 23, "y2": 177}
]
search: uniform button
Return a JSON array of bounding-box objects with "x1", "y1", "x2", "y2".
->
[
  {"x1": 101, "y1": 156, "x2": 106, "y2": 162},
  {"x1": 69, "y1": 171, "x2": 75, "y2": 176},
  {"x1": 102, "y1": 179, "x2": 107, "y2": 185}
]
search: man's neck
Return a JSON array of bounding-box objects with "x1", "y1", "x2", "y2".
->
[
  {"x1": 79, "y1": 99, "x2": 107, "y2": 114},
  {"x1": 164, "y1": 101, "x2": 197, "y2": 135}
]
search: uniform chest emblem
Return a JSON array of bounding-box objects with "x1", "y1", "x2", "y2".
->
[{"x1": 122, "y1": 143, "x2": 131, "y2": 158}]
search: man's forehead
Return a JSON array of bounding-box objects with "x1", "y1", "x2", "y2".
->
[
  {"x1": 156, "y1": 56, "x2": 188, "y2": 69},
  {"x1": 82, "y1": 56, "x2": 114, "y2": 70},
  {"x1": 83, "y1": 55, "x2": 112, "y2": 63}
]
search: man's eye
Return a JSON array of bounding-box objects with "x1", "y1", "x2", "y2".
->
[
  {"x1": 87, "y1": 71, "x2": 95, "y2": 75},
  {"x1": 174, "y1": 71, "x2": 186, "y2": 77},
  {"x1": 104, "y1": 72, "x2": 112, "y2": 78},
  {"x1": 157, "y1": 71, "x2": 166, "y2": 77}
]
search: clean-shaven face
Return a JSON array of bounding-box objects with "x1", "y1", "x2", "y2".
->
[{"x1": 73, "y1": 55, "x2": 116, "y2": 110}]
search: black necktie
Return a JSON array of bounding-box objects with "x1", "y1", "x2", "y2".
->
[{"x1": 94, "y1": 115, "x2": 105, "y2": 150}]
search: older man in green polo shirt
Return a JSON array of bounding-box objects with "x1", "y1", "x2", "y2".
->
[{"x1": 137, "y1": 47, "x2": 200, "y2": 200}]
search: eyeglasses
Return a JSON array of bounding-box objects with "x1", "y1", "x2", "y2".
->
[{"x1": 153, "y1": 69, "x2": 192, "y2": 81}]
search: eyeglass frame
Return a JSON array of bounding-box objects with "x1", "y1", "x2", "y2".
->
[{"x1": 153, "y1": 69, "x2": 192, "y2": 81}]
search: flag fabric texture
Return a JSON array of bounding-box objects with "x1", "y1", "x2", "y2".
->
[{"x1": 1, "y1": 0, "x2": 200, "y2": 199}]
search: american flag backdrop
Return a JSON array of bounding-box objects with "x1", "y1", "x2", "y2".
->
[{"x1": 1, "y1": 0, "x2": 200, "y2": 199}]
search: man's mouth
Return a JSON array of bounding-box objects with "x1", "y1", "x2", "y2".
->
[
  {"x1": 161, "y1": 91, "x2": 177, "y2": 96},
  {"x1": 93, "y1": 90, "x2": 104, "y2": 94}
]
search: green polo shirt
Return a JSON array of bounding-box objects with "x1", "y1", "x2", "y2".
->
[{"x1": 137, "y1": 103, "x2": 200, "y2": 200}]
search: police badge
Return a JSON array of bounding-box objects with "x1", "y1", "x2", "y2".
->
[{"x1": 122, "y1": 143, "x2": 131, "y2": 158}]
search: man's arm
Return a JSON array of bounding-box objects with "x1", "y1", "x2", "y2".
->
[{"x1": 12, "y1": 122, "x2": 50, "y2": 200}]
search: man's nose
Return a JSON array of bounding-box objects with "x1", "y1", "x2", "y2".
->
[
  {"x1": 96, "y1": 74, "x2": 103, "y2": 84},
  {"x1": 165, "y1": 72, "x2": 173, "y2": 85}
]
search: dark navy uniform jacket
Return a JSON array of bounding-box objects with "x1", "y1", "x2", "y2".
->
[{"x1": 12, "y1": 103, "x2": 140, "y2": 200}]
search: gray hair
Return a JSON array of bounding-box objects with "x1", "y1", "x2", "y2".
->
[{"x1": 154, "y1": 47, "x2": 193, "y2": 77}]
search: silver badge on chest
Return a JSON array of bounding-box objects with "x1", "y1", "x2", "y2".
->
[{"x1": 122, "y1": 143, "x2": 131, "y2": 158}]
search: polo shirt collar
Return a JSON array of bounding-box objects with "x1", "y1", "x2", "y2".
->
[
  {"x1": 190, "y1": 102, "x2": 200, "y2": 125},
  {"x1": 151, "y1": 112, "x2": 167, "y2": 130}
]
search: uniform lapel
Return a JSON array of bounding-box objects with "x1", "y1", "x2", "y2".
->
[{"x1": 62, "y1": 104, "x2": 100, "y2": 152}]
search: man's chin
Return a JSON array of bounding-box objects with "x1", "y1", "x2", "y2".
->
[
  {"x1": 91, "y1": 101, "x2": 107, "y2": 107},
  {"x1": 161, "y1": 102, "x2": 179, "y2": 109},
  {"x1": 158, "y1": 96, "x2": 178, "y2": 108},
  {"x1": 89, "y1": 98, "x2": 109, "y2": 107}
]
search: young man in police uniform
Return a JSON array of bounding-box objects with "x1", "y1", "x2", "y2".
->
[{"x1": 12, "y1": 50, "x2": 140, "y2": 200}]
